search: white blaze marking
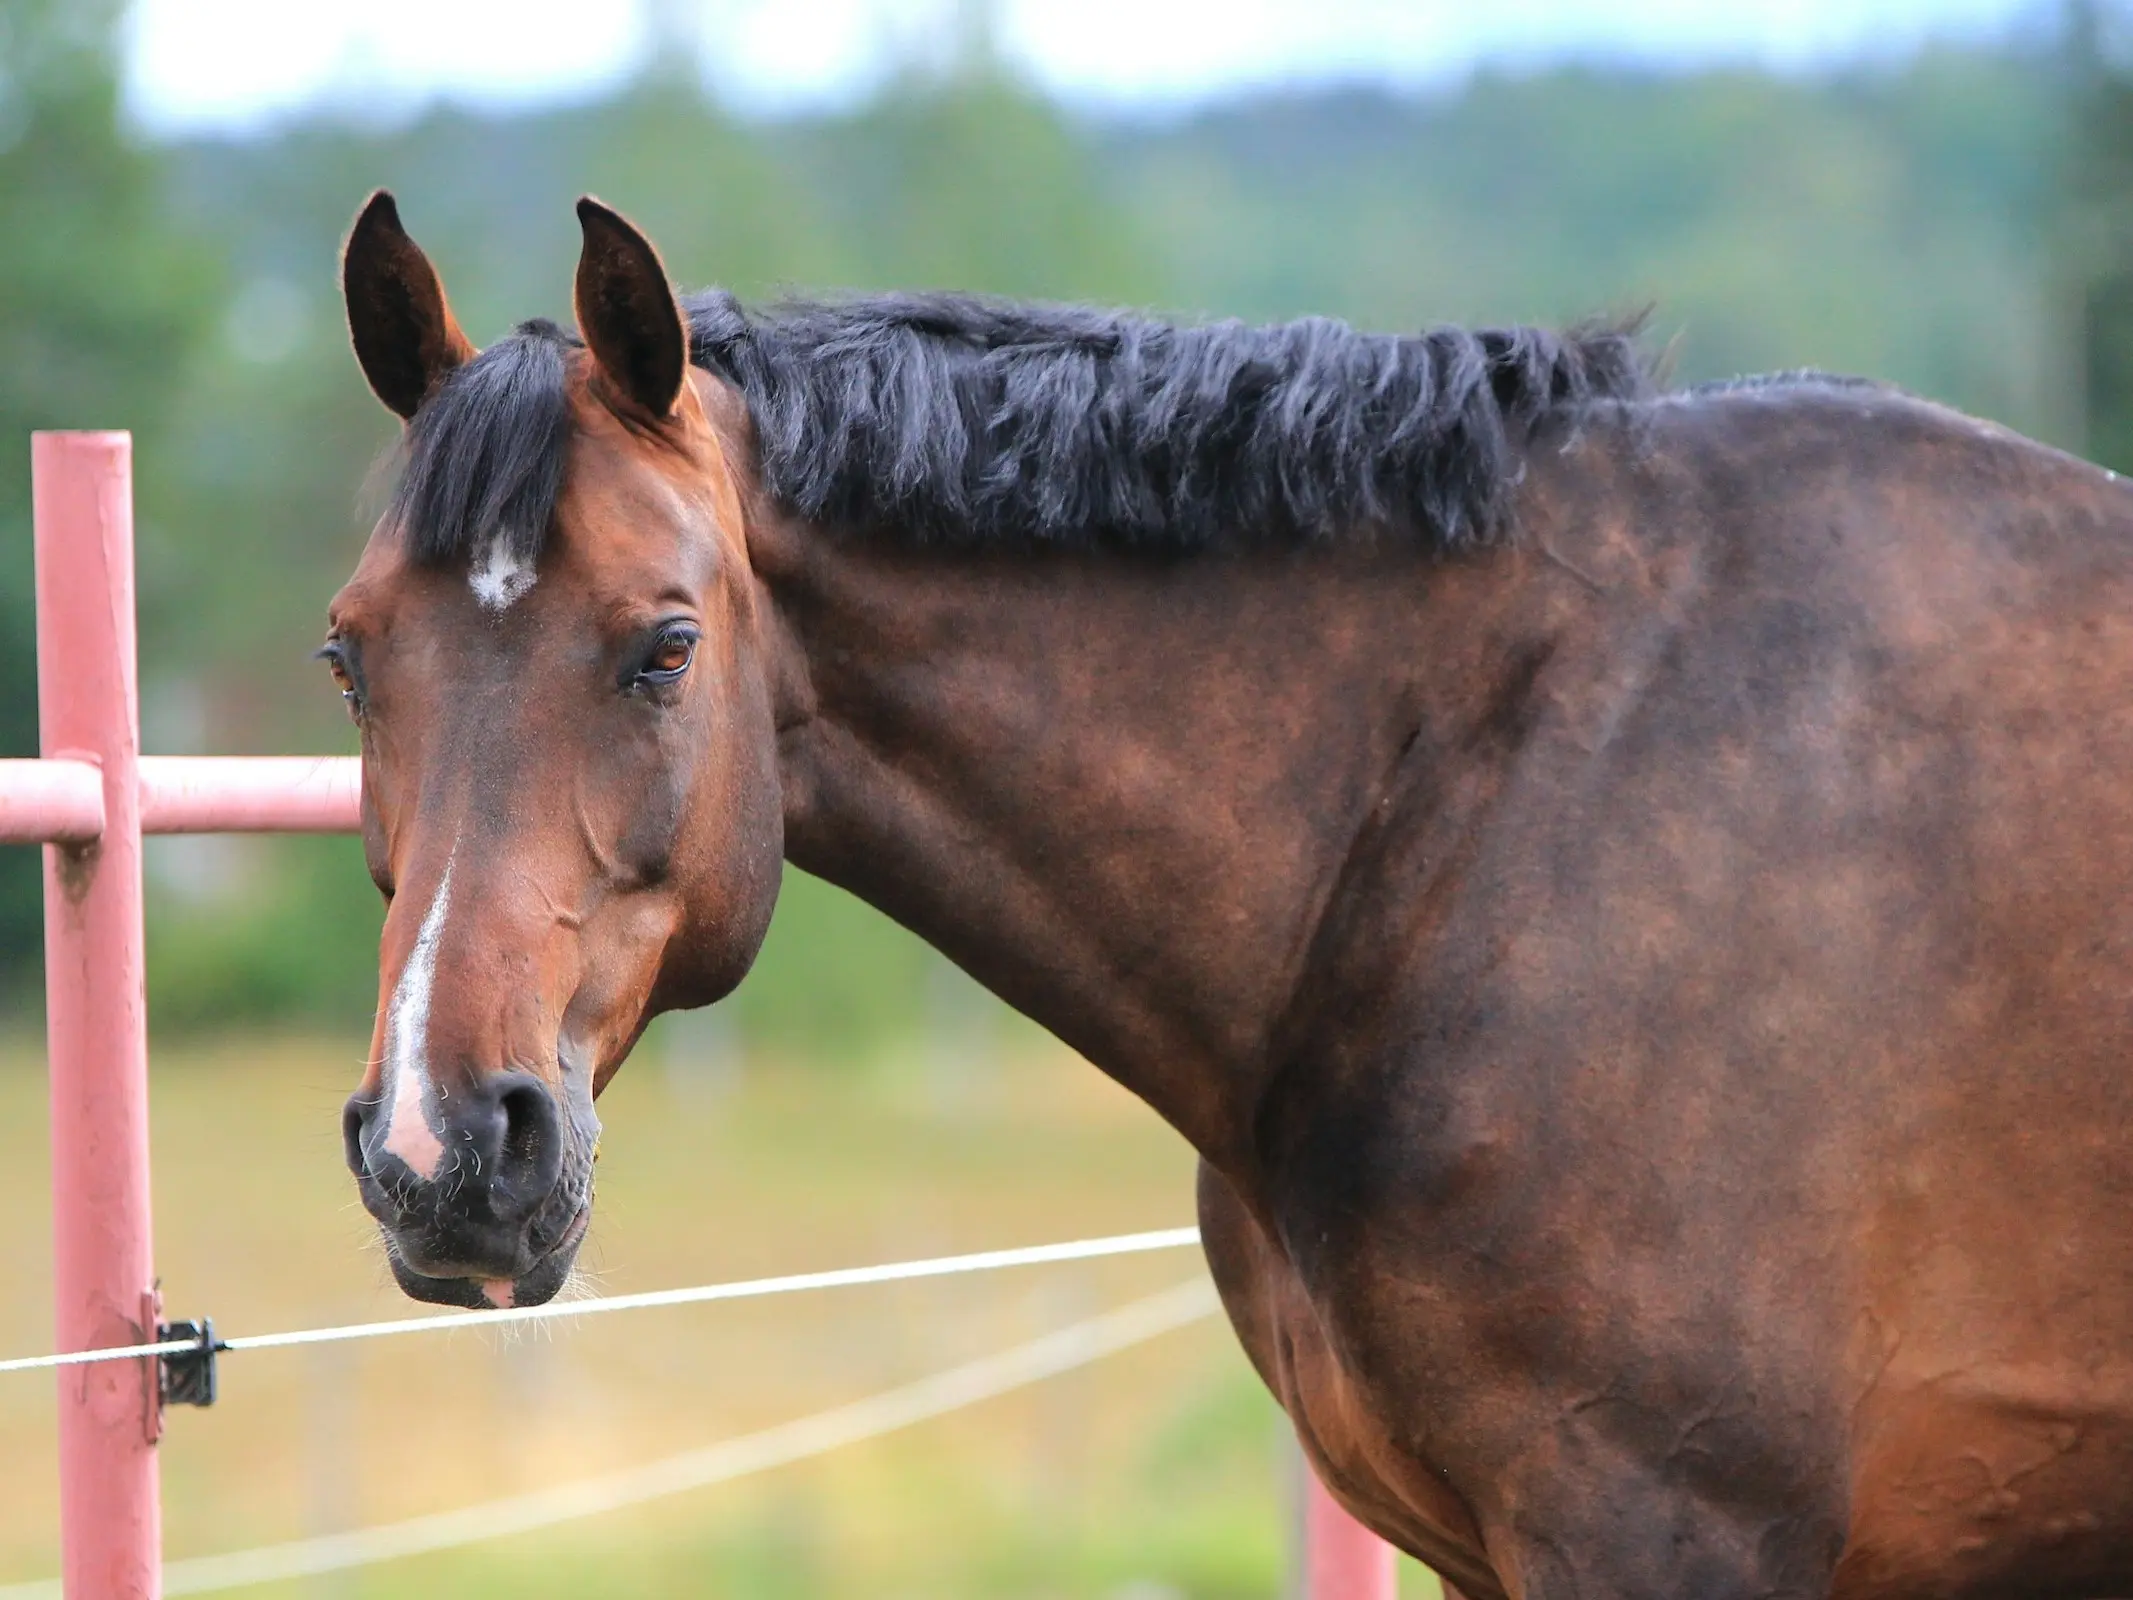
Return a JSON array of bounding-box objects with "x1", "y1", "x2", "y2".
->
[
  {"x1": 381, "y1": 855, "x2": 455, "y2": 1179},
  {"x1": 469, "y1": 539, "x2": 536, "y2": 612}
]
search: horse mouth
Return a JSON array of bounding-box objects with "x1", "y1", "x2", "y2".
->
[{"x1": 386, "y1": 1206, "x2": 591, "y2": 1309}]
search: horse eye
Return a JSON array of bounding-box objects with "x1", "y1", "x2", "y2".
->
[{"x1": 637, "y1": 627, "x2": 697, "y2": 686}]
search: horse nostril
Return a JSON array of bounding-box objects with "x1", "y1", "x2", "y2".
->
[
  {"x1": 499, "y1": 1079, "x2": 550, "y2": 1169},
  {"x1": 342, "y1": 1095, "x2": 371, "y2": 1178},
  {"x1": 483, "y1": 1073, "x2": 564, "y2": 1222}
]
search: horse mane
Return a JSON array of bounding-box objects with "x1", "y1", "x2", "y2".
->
[
  {"x1": 688, "y1": 293, "x2": 1651, "y2": 551},
  {"x1": 387, "y1": 296, "x2": 1653, "y2": 566}
]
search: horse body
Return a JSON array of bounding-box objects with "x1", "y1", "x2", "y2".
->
[
  {"x1": 327, "y1": 192, "x2": 2133, "y2": 1597},
  {"x1": 763, "y1": 379, "x2": 2133, "y2": 1596},
  {"x1": 1226, "y1": 393, "x2": 2133, "y2": 1600}
]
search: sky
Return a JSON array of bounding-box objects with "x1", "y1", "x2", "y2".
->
[{"x1": 124, "y1": 0, "x2": 2052, "y2": 134}]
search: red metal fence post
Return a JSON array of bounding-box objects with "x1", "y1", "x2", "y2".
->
[
  {"x1": 35, "y1": 431, "x2": 161, "y2": 1599},
  {"x1": 1306, "y1": 1468, "x2": 1398, "y2": 1600}
]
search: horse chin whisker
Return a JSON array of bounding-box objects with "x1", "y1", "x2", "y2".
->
[
  {"x1": 554, "y1": 1263, "x2": 606, "y2": 1304},
  {"x1": 489, "y1": 1312, "x2": 550, "y2": 1348},
  {"x1": 358, "y1": 1229, "x2": 404, "y2": 1295}
]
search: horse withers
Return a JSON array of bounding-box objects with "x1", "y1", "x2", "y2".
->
[{"x1": 328, "y1": 190, "x2": 2133, "y2": 1599}]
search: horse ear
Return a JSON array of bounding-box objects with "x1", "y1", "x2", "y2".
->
[
  {"x1": 342, "y1": 190, "x2": 475, "y2": 420},
  {"x1": 573, "y1": 196, "x2": 687, "y2": 419}
]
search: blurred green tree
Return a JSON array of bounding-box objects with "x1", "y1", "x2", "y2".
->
[{"x1": 0, "y1": 0, "x2": 218, "y2": 1002}]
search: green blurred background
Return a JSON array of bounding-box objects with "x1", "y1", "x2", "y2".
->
[
  {"x1": 5, "y1": 0, "x2": 2133, "y2": 1592},
  {"x1": 7, "y1": 0, "x2": 2128, "y2": 1040}
]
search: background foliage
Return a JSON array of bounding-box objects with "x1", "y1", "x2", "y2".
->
[{"x1": 0, "y1": 3, "x2": 2118, "y2": 1055}]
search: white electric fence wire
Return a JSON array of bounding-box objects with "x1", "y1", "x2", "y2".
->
[
  {"x1": 0, "y1": 1226, "x2": 1202, "y2": 1376},
  {"x1": 0, "y1": 1277, "x2": 1220, "y2": 1599}
]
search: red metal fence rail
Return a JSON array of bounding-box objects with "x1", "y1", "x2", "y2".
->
[{"x1": 0, "y1": 432, "x2": 1400, "y2": 1600}]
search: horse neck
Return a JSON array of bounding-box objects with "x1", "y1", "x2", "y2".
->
[{"x1": 751, "y1": 512, "x2": 1564, "y2": 1174}]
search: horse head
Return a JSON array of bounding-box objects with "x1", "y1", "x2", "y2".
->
[{"x1": 328, "y1": 192, "x2": 782, "y2": 1307}]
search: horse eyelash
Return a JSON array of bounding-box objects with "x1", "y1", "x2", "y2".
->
[{"x1": 314, "y1": 642, "x2": 363, "y2": 712}]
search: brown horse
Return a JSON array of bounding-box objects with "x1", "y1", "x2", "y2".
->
[{"x1": 328, "y1": 188, "x2": 2133, "y2": 1599}]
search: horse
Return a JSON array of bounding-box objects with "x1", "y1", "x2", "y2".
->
[{"x1": 326, "y1": 187, "x2": 2133, "y2": 1599}]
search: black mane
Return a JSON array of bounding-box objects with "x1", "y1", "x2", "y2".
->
[
  {"x1": 688, "y1": 293, "x2": 1649, "y2": 551},
  {"x1": 389, "y1": 294, "x2": 1652, "y2": 565}
]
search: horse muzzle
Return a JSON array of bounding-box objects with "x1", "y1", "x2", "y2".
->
[{"x1": 343, "y1": 1067, "x2": 593, "y2": 1307}]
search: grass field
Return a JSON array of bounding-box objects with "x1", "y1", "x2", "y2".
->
[{"x1": 0, "y1": 1025, "x2": 1446, "y2": 1598}]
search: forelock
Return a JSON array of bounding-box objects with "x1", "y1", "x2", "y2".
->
[{"x1": 387, "y1": 318, "x2": 578, "y2": 568}]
